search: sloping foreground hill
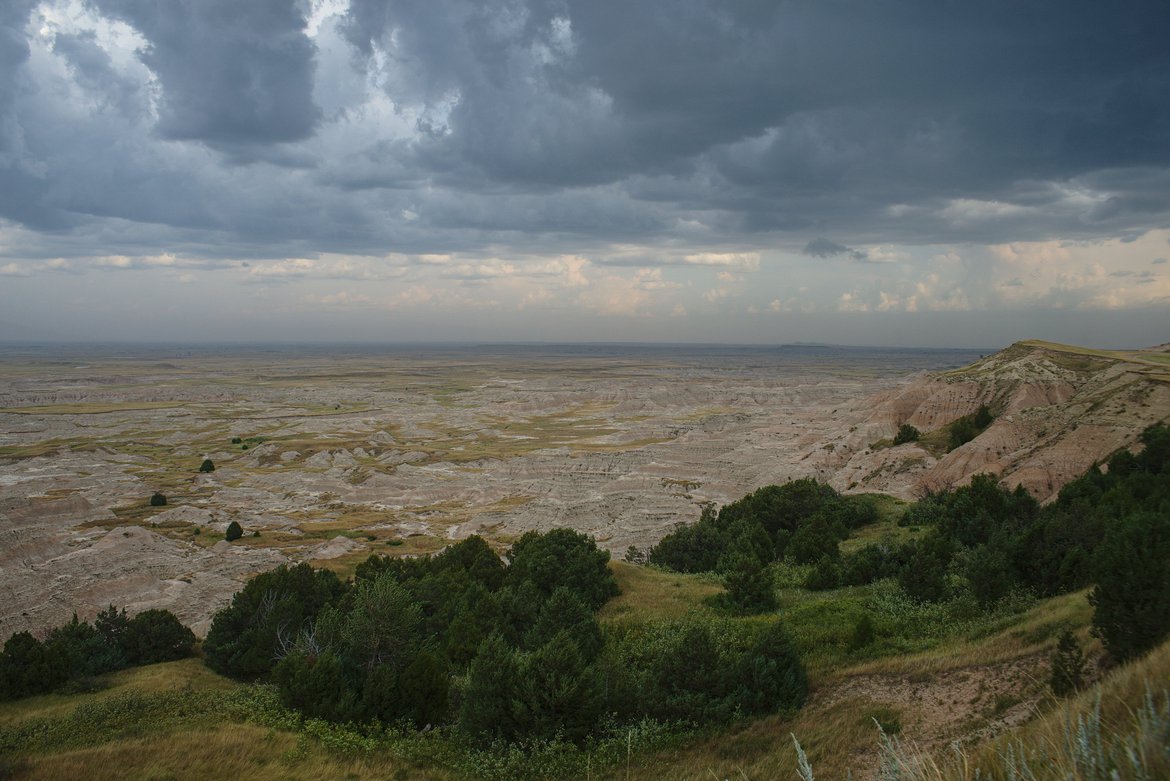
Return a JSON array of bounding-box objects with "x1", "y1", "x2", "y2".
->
[
  {"x1": 1, "y1": 569, "x2": 1167, "y2": 780},
  {"x1": 818, "y1": 340, "x2": 1170, "y2": 501}
]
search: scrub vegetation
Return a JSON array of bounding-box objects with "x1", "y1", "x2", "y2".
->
[{"x1": 1, "y1": 424, "x2": 1168, "y2": 779}]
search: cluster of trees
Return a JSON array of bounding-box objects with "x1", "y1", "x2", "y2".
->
[
  {"x1": 646, "y1": 424, "x2": 1169, "y2": 663},
  {"x1": 802, "y1": 473, "x2": 1045, "y2": 604},
  {"x1": 892, "y1": 424, "x2": 920, "y2": 445},
  {"x1": 646, "y1": 480, "x2": 878, "y2": 611},
  {"x1": 203, "y1": 528, "x2": 808, "y2": 742},
  {"x1": 649, "y1": 480, "x2": 878, "y2": 573},
  {"x1": 947, "y1": 404, "x2": 994, "y2": 450},
  {"x1": 825, "y1": 424, "x2": 1169, "y2": 662},
  {"x1": 0, "y1": 607, "x2": 195, "y2": 700}
]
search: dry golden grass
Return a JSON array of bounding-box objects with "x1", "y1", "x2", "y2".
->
[
  {"x1": 599, "y1": 695, "x2": 899, "y2": 780},
  {"x1": 0, "y1": 659, "x2": 228, "y2": 727},
  {"x1": 960, "y1": 637, "x2": 1170, "y2": 780},
  {"x1": 15, "y1": 723, "x2": 452, "y2": 781},
  {"x1": 600, "y1": 562, "x2": 723, "y2": 624}
]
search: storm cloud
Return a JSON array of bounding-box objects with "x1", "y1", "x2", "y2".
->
[{"x1": 1, "y1": 0, "x2": 1168, "y2": 344}]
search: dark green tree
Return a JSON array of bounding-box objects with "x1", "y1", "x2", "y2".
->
[
  {"x1": 1049, "y1": 629, "x2": 1085, "y2": 697},
  {"x1": 841, "y1": 544, "x2": 893, "y2": 586},
  {"x1": 45, "y1": 615, "x2": 123, "y2": 677},
  {"x1": 965, "y1": 544, "x2": 1013, "y2": 607},
  {"x1": 431, "y1": 535, "x2": 506, "y2": 591},
  {"x1": 1090, "y1": 511, "x2": 1170, "y2": 662},
  {"x1": 95, "y1": 605, "x2": 130, "y2": 652},
  {"x1": 731, "y1": 621, "x2": 808, "y2": 714},
  {"x1": 722, "y1": 555, "x2": 777, "y2": 614},
  {"x1": 0, "y1": 632, "x2": 68, "y2": 700},
  {"x1": 225, "y1": 521, "x2": 243, "y2": 541},
  {"x1": 893, "y1": 424, "x2": 920, "y2": 445},
  {"x1": 274, "y1": 650, "x2": 359, "y2": 722},
  {"x1": 359, "y1": 661, "x2": 404, "y2": 724},
  {"x1": 149, "y1": 492, "x2": 167, "y2": 507},
  {"x1": 444, "y1": 583, "x2": 502, "y2": 667},
  {"x1": 947, "y1": 405, "x2": 993, "y2": 450},
  {"x1": 204, "y1": 563, "x2": 346, "y2": 679},
  {"x1": 647, "y1": 516, "x2": 725, "y2": 573},
  {"x1": 398, "y1": 650, "x2": 450, "y2": 728},
  {"x1": 643, "y1": 623, "x2": 729, "y2": 723},
  {"x1": 122, "y1": 609, "x2": 195, "y2": 664},
  {"x1": 526, "y1": 587, "x2": 604, "y2": 660},
  {"x1": 898, "y1": 532, "x2": 953, "y2": 602},
  {"x1": 342, "y1": 573, "x2": 423, "y2": 672},
  {"x1": 198, "y1": 458, "x2": 215, "y2": 473},
  {"x1": 522, "y1": 631, "x2": 602, "y2": 742},
  {"x1": 459, "y1": 633, "x2": 526, "y2": 743},
  {"x1": 804, "y1": 555, "x2": 841, "y2": 591},
  {"x1": 786, "y1": 514, "x2": 842, "y2": 564},
  {"x1": 849, "y1": 614, "x2": 877, "y2": 651},
  {"x1": 505, "y1": 528, "x2": 619, "y2": 610}
]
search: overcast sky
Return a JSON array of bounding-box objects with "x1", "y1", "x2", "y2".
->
[{"x1": 1, "y1": 0, "x2": 1168, "y2": 347}]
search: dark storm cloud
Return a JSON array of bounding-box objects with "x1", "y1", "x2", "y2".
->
[
  {"x1": 3, "y1": 0, "x2": 1170, "y2": 265},
  {"x1": 0, "y1": 0, "x2": 36, "y2": 131},
  {"x1": 51, "y1": 31, "x2": 145, "y2": 118},
  {"x1": 90, "y1": 0, "x2": 320, "y2": 153},
  {"x1": 0, "y1": 0, "x2": 68, "y2": 229},
  {"x1": 803, "y1": 239, "x2": 866, "y2": 261},
  {"x1": 323, "y1": 0, "x2": 1170, "y2": 245}
]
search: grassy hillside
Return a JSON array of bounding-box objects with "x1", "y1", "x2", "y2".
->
[
  {"x1": 0, "y1": 553, "x2": 1148, "y2": 781},
  {"x1": 4, "y1": 430, "x2": 1168, "y2": 780}
]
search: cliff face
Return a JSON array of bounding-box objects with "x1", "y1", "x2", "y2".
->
[{"x1": 822, "y1": 341, "x2": 1170, "y2": 502}]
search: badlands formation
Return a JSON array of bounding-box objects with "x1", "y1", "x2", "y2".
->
[{"x1": 1, "y1": 340, "x2": 1167, "y2": 640}]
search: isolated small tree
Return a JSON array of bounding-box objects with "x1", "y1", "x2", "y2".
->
[
  {"x1": 849, "y1": 614, "x2": 877, "y2": 651},
  {"x1": 1049, "y1": 629, "x2": 1085, "y2": 697},
  {"x1": 893, "y1": 424, "x2": 920, "y2": 445},
  {"x1": 723, "y1": 555, "x2": 777, "y2": 614},
  {"x1": 804, "y1": 555, "x2": 840, "y2": 591},
  {"x1": 198, "y1": 458, "x2": 215, "y2": 473},
  {"x1": 149, "y1": 492, "x2": 167, "y2": 507},
  {"x1": 1090, "y1": 511, "x2": 1170, "y2": 662},
  {"x1": 225, "y1": 521, "x2": 243, "y2": 542},
  {"x1": 972, "y1": 404, "x2": 994, "y2": 429},
  {"x1": 966, "y1": 544, "x2": 1013, "y2": 608},
  {"x1": 898, "y1": 532, "x2": 953, "y2": 603},
  {"x1": 624, "y1": 545, "x2": 648, "y2": 565},
  {"x1": 122, "y1": 609, "x2": 196, "y2": 665}
]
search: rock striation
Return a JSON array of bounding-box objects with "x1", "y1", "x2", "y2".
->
[{"x1": 818, "y1": 340, "x2": 1170, "y2": 501}]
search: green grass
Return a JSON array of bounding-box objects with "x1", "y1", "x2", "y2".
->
[
  {"x1": 601, "y1": 562, "x2": 724, "y2": 624},
  {"x1": 0, "y1": 569, "x2": 1127, "y2": 781}
]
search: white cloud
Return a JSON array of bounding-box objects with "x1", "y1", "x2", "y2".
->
[
  {"x1": 306, "y1": 290, "x2": 372, "y2": 306},
  {"x1": 682, "y1": 252, "x2": 761, "y2": 272},
  {"x1": 941, "y1": 198, "x2": 1032, "y2": 225},
  {"x1": 858, "y1": 246, "x2": 910, "y2": 264},
  {"x1": 703, "y1": 287, "x2": 730, "y2": 303},
  {"x1": 837, "y1": 292, "x2": 868, "y2": 312}
]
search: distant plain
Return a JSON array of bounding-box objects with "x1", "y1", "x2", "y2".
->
[{"x1": 0, "y1": 343, "x2": 981, "y2": 637}]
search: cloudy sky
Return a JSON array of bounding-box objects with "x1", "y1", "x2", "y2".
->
[{"x1": 1, "y1": 0, "x2": 1168, "y2": 347}]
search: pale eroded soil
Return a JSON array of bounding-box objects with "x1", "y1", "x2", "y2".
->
[
  {"x1": 2, "y1": 341, "x2": 1167, "y2": 640},
  {"x1": 0, "y1": 344, "x2": 971, "y2": 638}
]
